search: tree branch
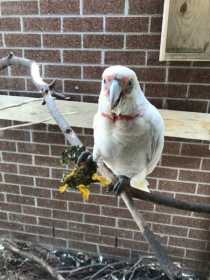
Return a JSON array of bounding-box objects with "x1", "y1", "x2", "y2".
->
[{"x1": 2, "y1": 239, "x2": 65, "y2": 280}]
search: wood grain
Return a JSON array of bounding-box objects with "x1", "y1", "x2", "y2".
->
[
  {"x1": 160, "y1": 0, "x2": 210, "y2": 61},
  {"x1": 1, "y1": 96, "x2": 210, "y2": 141}
]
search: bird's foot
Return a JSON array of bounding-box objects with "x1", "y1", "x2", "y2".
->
[
  {"x1": 77, "y1": 150, "x2": 93, "y2": 166},
  {"x1": 112, "y1": 175, "x2": 130, "y2": 196}
]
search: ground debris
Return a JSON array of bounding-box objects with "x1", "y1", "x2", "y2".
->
[{"x1": 0, "y1": 239, "x2": 201, "y2": 280}]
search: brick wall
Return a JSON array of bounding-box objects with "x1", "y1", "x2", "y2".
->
[{"x1": 0, "y1": 0, "x2": 210, "y2": 273}]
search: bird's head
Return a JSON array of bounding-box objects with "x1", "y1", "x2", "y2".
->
[{"x1": 99, "y1": 65, "x2": 143, "y2": 116}]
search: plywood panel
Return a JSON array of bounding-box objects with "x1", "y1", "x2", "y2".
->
[
  {"x1": 160, "y1": 0, "x2": 210, "y2": 61},
  {"x1": 1, "y1": 96, "x2": 210, "y2": 141}
]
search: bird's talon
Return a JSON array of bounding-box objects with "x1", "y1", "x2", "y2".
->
[
  {"x1": 113, "y1": 175, "x2": 130, "y2": 196},
  {"x1": 77, "y1": 151, "x2": 93, "y2": 166}
]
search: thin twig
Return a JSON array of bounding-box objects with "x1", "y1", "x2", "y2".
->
[
  {"x1": 0, "y1": 97, "x2": 43, "y2": 111},
  {"x1": 2, "y1": 239, "x2": 65, "y2": 280}
]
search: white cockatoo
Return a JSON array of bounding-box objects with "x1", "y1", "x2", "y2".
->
[{"x1": 93, "y1": 65, "x2": 164, "y2": 193}]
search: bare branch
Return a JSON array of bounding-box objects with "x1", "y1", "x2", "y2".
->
[{"x1": 2, "y1": 239, "x2": 65, "y2": 280}]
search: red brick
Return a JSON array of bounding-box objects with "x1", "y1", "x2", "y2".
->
[
  {"x1": 0, "y1": 77, "x2": 25, "y2": 91},
  {"x1": 85, "y1": 234, "x2": 115, "y2": 246},
  {"x1": 11, "y1": 65, "x2": 30, "y2": 77},
  {"x1": 25, "y1": 49, "x2": 61, "y2": 63},
  {"x1": 37, "y1": 198, "x2": 67, "y2": 210},
  {"x1": 64, "y1": 50, "x2": 101, "y2": 64},
  {"x1": 99, "y1": 245, "x2": 129, "y2": 258},
  {"x1": 53, "y1": 190, "x2": 83, "y2": 202},
  {"x1": 102, "y1": 206, "x2": 131, "y2": 219},
  {"x1": 0, "y1": 183, "x2": 19, "y2": 194},
  {"x1": 173, "y1": 216, "x2": 209, "y2": 230},
  {"x1": 43, "y1": 34, "x2": 81, "y2": 48},
  {"x1": 0, "y1": 212, "x2": 7, "y2": 220},
  {"x1": 33, "y1": 131, "x2": 64, "y2": 144},
  {"x1": 135, "y1": 67, "x2": 165, "y2": 82},
  {"x1": 68, "y1": 202, "x2": 100, "y2": 214},
  {"x1": 150, "y1": 16, "x2": 162, "y2": 32},
  {"x1": 25, "y1": 224, "x2": 52, "y2": 236},
  {"x1": 23, "y1": 17, "x2": 61, "y2": 32},
  {"x1": 0, "y1": 17, "x2": 21, "y2": 31},
  {"x1": 0, "y1": 162, "x2": 17, "y2": 173},
  {"x1": 150, "y1": 166, "x2": 178, "y2": 180},
  {"x1": 83, "y1": 0, "x2": 124, "y2": 14},
  {"x1": 88, "y1": 194, "x2": 117, "y2": 206},
  {"x1": 167, "y1": 246, "x2": 185, "y2": 258},
  {"x1": 181, "y1": 143, "x2": 210, "y2": 158},
  {"x1": 4, "y1": 174, "x2": 34, "y2": 186},
  {"x1": 17, "y1": 142, "x2": 49, "y2": 155},
  {"x1": 7, "y1": 194, "x2": 35, "y2": 205},
  {"x1": 186, "y1": 249, "x2": 210, "y2": 260},
  {"x1": 163, "y1": 141, "x2": 180, "y2": 155},
  {"x1": 69, "y1": 221, "x2": 99, "y2": 234},
  {"x1": 5, "y1": 34, "x2": 41, "y2": 48},
  {"x1": 64, "y1": 80, "x2": 100, "y2": 95},
  {"x1": 64, "y1": 17, "x2": 103, "y2": 32},
  {"x1": 189, "y1": 228, "x2": 210, "y2": 240},
  {"x1": 38, "y1": 217, "x2": 67, "y2": 229},
  {"x1": 35, "y1": 177, "x2": 60, "y2": 188},
  {"x1": 23, "y1": 206, "x2": 51, "y2": 217},
  {"x1": 179, "y1": 170, "x2": 210, "y2": 184},
  {"x1": 40, "y1": 0, "x2": 80, "y2": 14},
  {"x1": 84, "y1": 35, "x2": 124, "y2": 49},
  {"x1": 145, "y1": 83, "x2": 187, "y2": 98},
  {"x1": 118, "y1": 218, "x2": 138, "y2": 230},
  {"x1": 9, "y1": 213, "x2": 36, "y2": 225},
  {"x1": 34, "y1": 155, "x2": 60, "y2": 167},
  {"x1": 2, "y1": 152, "x2": 32, "y2": 164},
  {"x1": 169, "y1": 236, "x2": 206, "y2": 250},
  {"x1": 101, "y1": 226, "x2": 133, "y2": 239},
  {"x1": 129, "y1": 0, "x2": 164, "y2": 14},
  {"x1": 55, "y1": 229, "x2": 83, "y2": 241},
  {"x1": 202, "y1": 159, "x2": 210, "y2": 171},
  {"x1": 153, "y1": 224, "x2": 188, "y2": 237},
  {"x1": 197, "y1": 184, "x2": 210, "y2": 196},
  {"x1": 106, "y1": 17, "x2": 149, "y2": 32},
  {"x1": 50, "y1": 145, "x2": 66, "y2": 156},
  {"x1": 158, "y1": 180, "x2": 196, "y2": 193},
  {"x1": 169, "y1": 68, "x2": 210, "y2": 83},
  {"x1": 119, "y1": 239, "x2": 148, "y2": 251},
  {"x1": 165, "y1": 99, "x2": 208, "y2": 113},
  {"x1": 0, "y1": 220, "x2": 23, "y2": 231},
  {"x1": 21, "y1": 186, "x2": 51, "y2": 198},
  {"x1": 45, "y1": 65, "x2": 81, "y2": 79},
  {"x1": 53, "y1": 209, "x2": 83, "y2": 222},
  {"x1": 189, "y1": 85, "x2": 210, "y2": 100},
  {"x1": 2, "y1": 1, "x2": 38, "y2": 15},
  {"x1": 85, "y1": 214, "x2": 115, "y2": 226},
  {"x1": 0, "y1": 202, "x2": 21, "y2": 213},
  {"x1": 105, "y1": 51, "x2": 145, "y2": 65},
  {"x1": 127, "y1": 35, "x2": 161, "y2": 49},
  {"x1": 0, "y1": 141, "x2": 16, "y2": 152},
  {"x1": 161, "y1": 155, "x2": 201, "y2": 169}
]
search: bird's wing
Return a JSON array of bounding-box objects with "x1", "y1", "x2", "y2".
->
[{"x1": 146, "y1": 105, "x2": 164, "y2": 175}]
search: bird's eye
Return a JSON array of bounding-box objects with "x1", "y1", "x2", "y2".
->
[
  {"x1": 103, "y1": 79, "x2": 106, "y2": 84},
  {"x1": 128, "y1": 80, "x2": 132, "y2": 86}
]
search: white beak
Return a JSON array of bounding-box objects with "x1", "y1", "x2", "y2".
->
[{"x1": 109, "y1": 80, "x2": 122, "y2": 109}]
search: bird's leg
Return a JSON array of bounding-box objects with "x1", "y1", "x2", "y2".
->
[{"x1": 112, "y1": 175, "x2": 130, "y2": 195}]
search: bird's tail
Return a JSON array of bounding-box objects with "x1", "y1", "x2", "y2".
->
[{"x1": 130, "y1": 170, "x2": 150, "y2": 193}]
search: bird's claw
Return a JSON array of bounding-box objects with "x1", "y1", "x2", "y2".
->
[
  {"x1": 112, "y1": 175, "x2": 130, "y2": 196},
  {"x1": 77, "y1": 151, "x2": 93, "y2": 166}
]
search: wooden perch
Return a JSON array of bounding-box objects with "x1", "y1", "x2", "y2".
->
[{"x1": 0, "y1": 53, "x2": 181, "y2": 279}]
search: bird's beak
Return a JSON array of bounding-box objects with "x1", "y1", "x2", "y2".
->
[{"x1": 109, "y1": 79, "x2": 122, "y2": 109}]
